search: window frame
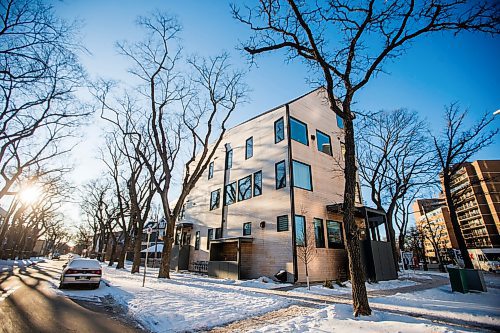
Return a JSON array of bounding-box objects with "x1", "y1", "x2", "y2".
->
[
  {"x1": 277, "y1": 215, "x2": 289, "y2": 232},
  {"x1": 238, "y1": 175, "x2": 252, "y2": 201},
  {"x1": 243, "y1": 222, "x2": 252, "y2": 236},
  {"x1": 274, "y1": 117, "x2": 285, "y2": 143},
  {"x1": 207, "y1": 229, "x2": 214, "y2": 250},
  {"x1": 326, "y1": 220, "x2": 344, "y2": 249},
  {"x1": 224, "y1": 181, "x2": 237, "y2": 206},
  {"x1": 245, "y1": 137, "x2": 253, "y2": 159},
  {"x1": 275, "y1": 160, "x2": 286, "y2": 189},
  {"x1": 313, "y1": 218, "x2": 326, "y2": 248},
  {"x1": 208, "y1": 161, "x2": 214, "y2": 179},
  {"x1": 316, "y1": 130, "x2": 333, "y2": 156},
  {"x1": 194, "y1": 231, "x2": 200, "y2": 250},
  {"x1": 289, "y1": 117, "x2": 309, "y2": 146},
  {"x1": 209, "y1": 189, "x2": 220, "y2": 210},
  {"x1": 292, "y1": 160, "x2": 313, "y2": 191},
  {"x1": 225, "y1": 149, "x2": 233, "y2": 169},
  {"x1": 336, "y1": 114, "x2": 344, "y2": 129},
  {"x1": 253, "y1": 170, "x2": 262, "y2": 197},
  {"x1": 294, "y1": 215, "x2": 306, "y2": 247}
]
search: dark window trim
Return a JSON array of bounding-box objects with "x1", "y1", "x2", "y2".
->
[
  {"x1": 209, "y1": 189, "x2": 220, "y2": 210},
  {"x1": 194, "y1": 231, "x2": 200, "y2": 250},
  {"x1": 224, "y1": 181, "x2": 237, "y2": 206},
  {"x1": 289, "y1": 116, "x2": 309, "y2": 146},
  {"x1": 313, "y1": 218, "x2": 325, "y2": 248},
  {"x1": 208, "y1": 161, "x2": 214, "y2": 179},
  {"x1": 294, "y1": 214, "x2": 306, "y2": 247},
  {"x1": 274, "y1": 117, "x2": 285, "y2": 143},
  {"x1": 238, "y1": 175, "x2": 252, "y2": 202},
  {"x1": 315, "y1": 129, "x2": 333, "y2": 156},
  {"x1": 275, "y1": 160, "x2": 286, "y2": 189},
  {"x1": 253, "y1": 170, "x2": 262, "y2": 197},
  {"x1": 245, "y1": 137, "x2": 253, "y2": 160},
  {"x1": 225, "y1": 149, "x2": 233, "y2": 170},
  {"x1": 243, "y1": 222, "x2": 252, "y2": 236},
  {"x1": 292, "y1": 159, "x2": 313, "y2": 191},
  {"x1": 207, "y1": 229, "x2": 213, "y2": 250},
  {"x1": 337, "y1": 114, "x2": 344, "y2": 129},
  {"x1": 326, "y1": 220, "x2": 344, "y2": 249},
  {"x1": 277, "y1": 215, "x2": 289, "y2": 232}
]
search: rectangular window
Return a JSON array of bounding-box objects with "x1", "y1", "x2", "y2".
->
[
  {"x1": 224, "y1": 182, "x2": 236, "y2": 205},
  {"x1": 316, "y1": 130, "x2": 332, "y2": 155},
  {"x1": 277, "y1": 215, "x2": 289, "y2": 232},
  {"x1": 226, "y1": 149, "x2": 233, "y2": 169},
  {"x1": 326, "y1": 220, "x2": 344, "y2": 248},
  {"x1": 340, "y1": 142, "x2": 346, "y2": 159},
  {"x1": 207, "y1": 229, "x2": 214, "y2": 250},
  {"x1": 275, "y1": 160, "x2": 286, "y2": 189},
  {"x1": 208, "y1": 161, "x2": 214, "y2": 179},
  {"x1": 294, "y1": 215, "x2": 306, "y2": 246},
  {"x1": 215, "y1": 227, "x2": 222, "y2": 239},
  {"x1": 210, "y1": 189, "x2": 220, "y2": 210},
  {"x1": 246, "y1": 137, "x2": 253, "y2": 159},
  {"x1": 290, "y1": 117, "x2": 308, "y2": 145},
  {"x1": 195, "y1": 231, "x2": 200, "y2": 250},
  {"x1": 313, "y1": 218, "x2": 325, "y2": 248},
  {"x1": 292, "y1": 160, "x2": 312, "y2": 191},
  {"x1": 253, "y1": 171, "x2": 262, "y2": 196},
  {"x1": 274, "y1": 118, "x2": 284, "y2": 143},
  {"x1": 243, "y1": 222, "x2": 252, "y2": 236},
  {"x1": 238, "y1": 175, "x2": 252, "y2": 201},
  {"x1": 337, "y1": 114, "x2": 344, "y2": 129}
]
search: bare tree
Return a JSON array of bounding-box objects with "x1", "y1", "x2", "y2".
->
[
  {"x1": 357, "y1": 109, "x2": 435, "y2": 269},
  {"x1": 432, "y1": 103, "x2": 498, "y2": 269},
  {"x1": 232, "y1": 0, "x2": 498, "y2": 316},
  {"x1": 296, "y1": 208, "x2": 316, "y2": 290}
]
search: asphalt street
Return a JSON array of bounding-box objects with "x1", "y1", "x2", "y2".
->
[{"x1": 0, "y1": 259, "x2": 143, "y2": 333}]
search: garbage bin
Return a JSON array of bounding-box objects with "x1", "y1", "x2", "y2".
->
[{"x1": 447, "y1": 267, "x2": 469, "y2": 293}]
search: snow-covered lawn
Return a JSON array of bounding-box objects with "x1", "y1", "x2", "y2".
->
[
  {"x1": 52, "y1": 262, "x2": 292, "y2": 332},
  {"x1": 294, "y1": 278, "x2": 419, "y2": 296},
  {"x1": 0, "y1": 258, "x2": 44, "y2": 272}
]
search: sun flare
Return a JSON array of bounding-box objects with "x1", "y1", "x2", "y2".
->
[{"x1": 19, "y1": 185, "x2": 42, "y2": 205}]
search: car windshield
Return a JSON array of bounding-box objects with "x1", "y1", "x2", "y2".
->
[
  {"x1": 485, "y1": 253, "x2": 500, "y2": 261},
  {"x1": 68, "y1": 259, "x2": 101, "y2": 269}
]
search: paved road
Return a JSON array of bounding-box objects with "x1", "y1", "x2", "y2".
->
[{"x1": 0, "y1": 260, "x2": 143, "y2": 333}]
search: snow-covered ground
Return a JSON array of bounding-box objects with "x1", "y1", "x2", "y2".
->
[
  {"x1": 0, "y1": 258, "x2": 44, "y2": 272},
  {"x1": 38, "y1": 259, "x2": 499, "y2": 333}
]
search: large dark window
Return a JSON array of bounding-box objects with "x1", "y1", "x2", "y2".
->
[
  {"x1": 294, "y1": 215, "x2": 306, "y2": 246},
  {"x1": 326, "y1": 220, "x2": 344, "y2": 248},
  {"x1": 207, "y1": 229, "x2": 214, "y2": 249},
  {"x1": 277, "y1": 215, "x2": 289, "y2": 232},
  {"x1": 313, "y1": 218, "x2": 325, "y2": 248},
  {"x1": 210, "y1": 189, "x2": 220, "y2": 210},
  {"x1": 224, "y1": 182, "x2": 236, "y2": 205},
  {"x1": 226, "y1": 149, "x2": 233, "y2": 169},
  {"x1": 290, "y1": 117, "x2": 308, "y2": 145},
  {"x1": 246, "y1": 137, "x2": 253, "y2": 159},
  {"x1": 292, "y1": 160, "x2": 312, "y2": 191},
  {"x1": 215, "y1": 227, "x2": 222, "y2": 239},
  {"x1": 194, "y1": 231, "x2": 200, "y2": 250},
  {"x1": 253, "y1": 171, "x2": 262, "y2": 196},
  {"x1": 316, "y1": 130, "x2": 332, "y2": 155},
  {"x1": 274, "y1": 118, "x2": 284, "y2": 143},
  {"x1": 275, "y1": 160, "x2": 286, "y2": 189},
  {"x1": 243, "y1": 222, "x2": 252, "y2": 236},
  {"x1": 337, "y1": 115, "x2": 344, "y2": 129},
  {"x1": 208, "y1": 161, "x2": 214, "y2": 179},
  {"x1": 238, "y1": 175, "x2": 252, "y2": 201}
]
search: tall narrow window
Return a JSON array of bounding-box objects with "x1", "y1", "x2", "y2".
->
[
  {"x1": 243, "y1": 222, "x2": 252, "y2": 236},
  {"x1": 316, "y1": 130, "x2": 332, "y2": 155},
  {"x1": 224, "y1": 182, "x2": 236, "y2": 205},
  {"x1": 326, "y1": 220, "x2": 344, "y2": 248},
  {"x1": 246, "y1": 137, "x2": 253, "y2": 159},
  {"x1": 208, "y1": 161, "x2": 214, "y2": 179},
  {"x1": 210, "y1": 189, "x2": 220, "y2": 210},
  {"x1": 290, "y1": 117, "x2": 308, "y2": 145},
  {"x1": 337, "y1": 115, "x2": 344, "y2": 129},
  {"x1": 194, "y1": 231, "x2": 200, "y2": 250},
  {"x1": 238, "y1": 175, "x2": 252, "y2": 201},
  {"x1": 292, "y1": 160, "x2": 312, "y2": 191},
  {"x1": 226, "y1": 149, "x2": 233, "y2": 169},
  {"x1": 274, "y1": 118, "x2": 284, "y2": 143},
  {"x1": 253, "y1": 171, "x2": 262, "y2": 196},
  {"x1": 275, "y1": 160, "x2": 286, "y2": 189},
  {"x1": 277, "y1": 215, "x2": 289, "y2": 232},
  {"x1": 340, "y1": 142, "x2": 346, "y2": 159},
  {"x1": 215, "y1": 227, "x2": 222, "y2": 239},
  {"x1": 294, "y1": 215, "x2": 306, "y2": 246},
  {"x1": 313, "y1": 218, "x2": 325, "y2": 248},
  {"x1": 207, "y1": 229, "x2": 214, "y2": 249}
]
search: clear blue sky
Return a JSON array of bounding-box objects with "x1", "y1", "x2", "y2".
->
[{"x1": 51, "y1": 0, "x2": 499, "y2": 220}]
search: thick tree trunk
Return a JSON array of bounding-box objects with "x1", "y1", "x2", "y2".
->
[
  {"x1": 116, "y1": 234, "x2": 129, "y2": 269},
  {"x1": 385, "y1": 212, "x2": 400, "y2": 271},
  {"x1": 442, "y1": 172, "x2": 473, "y2": 269},
  {"x1": 342, "y1": 116, "x2": 371, "y2": 316},
  {"x1": 131, "y1": 230, "x2": 142, "y2": 274},
  {"x1": 158, "y1": 216, "x2": 174, "y2": 278},
  {"x1": 108, "y1": 241, "x2": 117, "y2": 267}
]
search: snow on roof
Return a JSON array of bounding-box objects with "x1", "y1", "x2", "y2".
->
[{"x1": 141, "y1": 244, "x2": 164, "y2": 253}]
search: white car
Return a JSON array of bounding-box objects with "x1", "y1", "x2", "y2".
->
[{"x1": 60, "y1": 258, "x2": 102, "y2": 289}]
